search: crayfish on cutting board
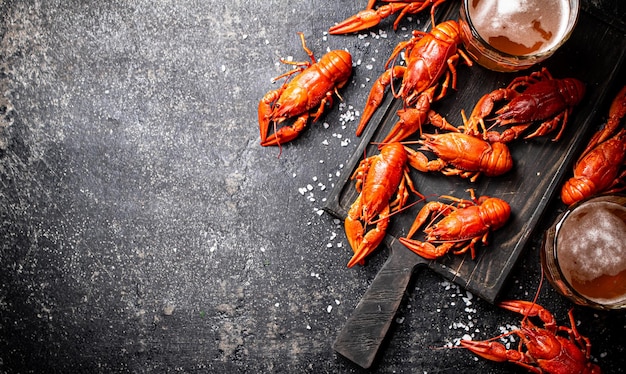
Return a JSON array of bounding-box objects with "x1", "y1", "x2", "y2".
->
[
  {"x1": 355, "y1": 20, "x2": 472, "y2": 140},
  {"x1": 344, "y1": 142, "x2": 426, "y2": 267},
  {"x1": 561, "y1": 85, "x2": 626, "y2": 206},
  {"x1": 460, "y1": 300, "x2": 602, "y2": 373},
  {"x1": 463, "y1": 67, "x2": 586, "y2": 143},
  {"x1": 409, "y1": 128, "x2": 514, "y2": 182},
  {"x1": 329, "y1": 0, "x2": 447, "y2": 34},
  {"x1": 258, "y1": 32, "x2": 352, "y2": 150},
  {"x1": 398, "y1": 189, "x2": 510, "y2": 259}
]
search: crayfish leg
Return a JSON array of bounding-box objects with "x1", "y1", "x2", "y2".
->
[{"x1": 523, "y1": 111, "x2": 566, "y2": 141}]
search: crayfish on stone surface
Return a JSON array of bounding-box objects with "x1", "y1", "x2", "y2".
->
[
  {"x1": 344, "y1": 142, "x2": 425, "y2": 267},
  {"x1": 463, "y1": 67, "x2": 585, "y2": 143},
  {"x1": 355, "y1": 20, "x2": 472, "y2": 138},
  {"x1": 329, "y1": 0, "x2": 447, "y2": 35},
  {"x1": 561, "y1": 85, "x2": 626, "y2": 206},
  {"x1": 398, "y1": 189, "x2": 510, "y2": 260},
  {"x1": 460, "y1": 300, "x2": 602, "y2": 373},
  {"x1": 258, "y1": 32, "x2": 352, "y2": 150}
]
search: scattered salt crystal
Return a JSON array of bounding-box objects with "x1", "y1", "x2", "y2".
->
[
  {"x1": 322, "y1": 139, "x2": 329, "y2": 146},
  {"x1": 275, "y1": 303, "x2": 280, "y2": 307},
  {"x1": 306, "y1": 324, "x2": 311, "y2": 330},
  {"x1": 327, "y1": 305, "x2": 333, "y2": 313},
  {"x1": 335, "y1": 299, "x2": 340, "y2": 305},
  {"x1": 327, "y1": 243, "x2": 333, "y2": 248},
  {"x1": 307, "y1": 184, "x2": 313, "y2": 191}
]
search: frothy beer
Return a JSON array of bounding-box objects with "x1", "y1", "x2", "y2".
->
[
  {"x1": 460, "y1": 0, "x2": 578, "y2": 71},
  {"x1": 556, "y1": 201, "x2": 626, "y2": 305},
  {"x1": 468, "y1": 0, "x2": 572, "y2": 55}
]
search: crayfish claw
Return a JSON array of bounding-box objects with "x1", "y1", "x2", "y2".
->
[
  {"x1": 329, "y1": 9, "x2": 382, "y2": 34},
  {"x1": 398, "y1": 237, "x2": 449, "y2": 259},
  {"x1": 498, "y1": 300, "x2": 556, "y2": 328},
  {"x1": 460, "y1": 339, "x2": 524, "y2": 363}
]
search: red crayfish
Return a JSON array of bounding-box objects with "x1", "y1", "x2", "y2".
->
[
  {"x1": 329, "y1": 0, "x2": 447, "y2": 35},
  {"x1": 258, "y1": 32, "x2": 352, "y2": 149},
  {"x1": 463, "y1": 68, "x2": 586, "y2": 143},
  {"x1": 345, "y1": 142, "x2": 425, "y2": 267},
  {"x1": 355, "y1": 20, "x2": 472, "y2": 140},
  {"x1": 561, "y1": 85, "x2": 626, "y2": 206},
  {"x1": 398, "y1": 189, "x2": 510, "y2": 259},
  {"x1": 409, "y1": 130, "x2": 514, "y2": 182},
  {"x1": 460, "y1": 300, "x2": 602, "y2": 373}
]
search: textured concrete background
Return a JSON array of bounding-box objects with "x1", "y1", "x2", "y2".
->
[{"x1": 1, "y1": 0, "x2": 625, "y2": 373}]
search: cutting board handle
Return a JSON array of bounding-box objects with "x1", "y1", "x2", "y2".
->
[{"x1": 333, "y1": 238, "x2": 427, "y2": 368}]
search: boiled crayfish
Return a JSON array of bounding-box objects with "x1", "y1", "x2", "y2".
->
[
  {"x1": 258, "y1": 32, "x2": 352, "y2": 149},
  {"x1": 345, "y1": 142, "x2": 425, "y2": 267},
  {"x1": 398, "y1": 189, "x2": 510, "y2": 259},
  {"x1": 379, "y1": 86, "x2": 459, "y2": 145},
  {"x1": 355, "y1": 20, "x2": 472, "y2": 139},
  {"x1": 409, "y1": 130, "x2": 514, "y2": 182},
  {"x1": 329, "y1": 0, "x2": 447, "y2": 34},
  {"x1": 561, "y1": 85, "x2": 626, "y2": 206},
  {"x1": 461, "y1": 300, "x2": 602, "y2": 373},
  {"x1": 464, "y1": 68, "x2": 585, "y2": 142}
]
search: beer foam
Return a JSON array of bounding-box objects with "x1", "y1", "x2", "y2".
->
[
  {"x1": 470, "y1": 0, "x2": 570, "y2": 52},
  {"x1": 557, "y1": 203, "x2": 626, "y2": 282},
  {"x1": 497, "y1": 0, "x2": 529, "y2": 16}
]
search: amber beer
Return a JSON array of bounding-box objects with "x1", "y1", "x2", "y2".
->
[
  {"x1": 541, "y1": 195, "x2": 626, "y2": 310},
  {"x1": 459, "y1": 0, "x2": 579, "y2": 72}
]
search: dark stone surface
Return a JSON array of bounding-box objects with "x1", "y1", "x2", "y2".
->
[{"x1": 1, "y1": 1, "x2": 624, "y2": 373}]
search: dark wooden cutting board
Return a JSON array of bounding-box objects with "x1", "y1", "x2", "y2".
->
[{"x1": 323, "y1": 2, "x2": 625, "y2": 369}]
